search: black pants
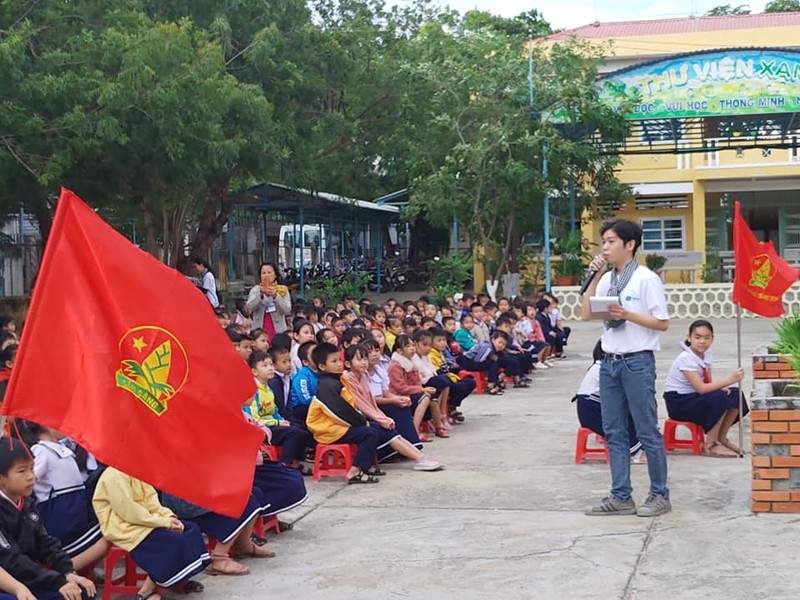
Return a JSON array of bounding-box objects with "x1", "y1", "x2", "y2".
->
[
  {"x1": 457, "y1": 355, "x2": 500, "y2": 383},
  {"x1": 335, "y1": 425, "x2": 379, "y2": 470},
  {"x1": 268, "y1": 426, "x2": 314, "y2": 463}
]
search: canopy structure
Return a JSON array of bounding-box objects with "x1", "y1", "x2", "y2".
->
[{"x1": 222, "y1": 183, "x2": 402, "y2": 295}]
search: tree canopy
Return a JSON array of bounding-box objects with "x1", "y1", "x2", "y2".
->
[{"x1": 0, "y1": 0, "x2": 628, "y2": 280}]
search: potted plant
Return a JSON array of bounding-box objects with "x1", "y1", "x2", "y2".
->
[
  {"x1": 645, "y1": 253, "x2": 667, "y2": 273},
  {"x1": 552, "y1": 231, "x2": 589, "y2": 286}
]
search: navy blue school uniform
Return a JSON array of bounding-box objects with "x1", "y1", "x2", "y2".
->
[
  {"x1": 0, "y1": 492, "x2": 76, "y2": 597},
  {"x1": 161, "y1": 491, "x2": 262, "y2": 545},
  {"x1": 253, "y1": 461, "x2": 308, "y2": 516},
  {"x1": 31, "y1": 441, "x2": 102, "y2": 558},
  {"x1": 536, "y1": 312, "x2": 566, "y2": 354},
  {"x1": 664, "y1": 388, "x2": 748, "y2": 432},
  {"x1": 268, "y1": 372, "x2": 293, "y2": 421},
  {"x1": 575, "y1": 395, "x2": 641, "y2": 454},
  {"x1": 129, "y1": 521, "x2": 210, "y2": 588},
  {"x1": 369, "y1": 422, "x2": 402, "y2": 462},
  {"x1": 379, "y1": 403, "x2": 423, "y2": 452}
]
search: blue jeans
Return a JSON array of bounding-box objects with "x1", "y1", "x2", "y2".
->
[{"x1": 600, "y1": 351, "x2": 668, "y2": 501}]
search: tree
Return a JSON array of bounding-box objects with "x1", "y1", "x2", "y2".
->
[
  {"x1": 400, "y1": 14, "x2": 631, "y2": 287},
  {"x1": 704, "y1": 4, "x2": 751, "y2": 15},
  {"x1": 764, "y1": 0, "x2": 800, "y2": 11}
]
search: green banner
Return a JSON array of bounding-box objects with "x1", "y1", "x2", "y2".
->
[{"x1": 601, "y1": 49, "x2": 800, "y2": 120}]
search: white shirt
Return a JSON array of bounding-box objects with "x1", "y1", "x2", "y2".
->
[
  {"x1": 200, "y1": 271, "x2": 219, "y2": 308},
  {"x1": 31, "y1": 441, "x2": 85, "y2": 503},
  {"x1": 596, "y1": 265, "x2": 669, "y2": 354},
  {"x1": 664, "y1": 345, "x2": 712, "y2": 395},
  {"x1": 576, "y1": 361, "x2": 601, "y2": 401}
]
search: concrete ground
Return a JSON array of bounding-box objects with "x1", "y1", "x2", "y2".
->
[{"x1": 199, "y1": 317, "x2": 799, "y2": 600}]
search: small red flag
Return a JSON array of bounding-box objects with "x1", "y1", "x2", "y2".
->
[
  {"x1": 2, "y1": 189, "x2": 263, "y2": 517},
  {"x1": 732, "y1": 201, "x2": 799, "y2": 318}
]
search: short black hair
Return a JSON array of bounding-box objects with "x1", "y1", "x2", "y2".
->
[
  {"x1": 600, "y1": 219, "x2": 642, "y2": 254},
  {"x1": 0, "y1": 437, "x2": 32, "y2": 476},
  {"x1": 248, "y1": 350, "x2": 271, "y2": 369},
  {"x1": 0, "y1": 316, "x2": 14, "y2": 330},
  {"x1": 311, "y1": 343, "x2": 340, "y2": 370},
  {"x1": 268, "y1": 346, "x2": 290, "y2": 361},
  {"x1": 412, "y1": 329, "x2": 433, "y2": 343},
  {"x1": 536, "y1": 298, "x2": 551, "y2": 312},
  {"x1": 270, "y1": 333, "x2": 292, "y2": 350},
  {"x1": 484, "y1": 301, "x2": 497, "y2": 310},
  {"x1": 340, "y1": 309, "x2": 354, "y2": 318},
  {"x1": 420, "y1": 317, "x2": 437, "y2": 326},
  {"x1": 470, "y1": 302, "x2": 483, "y2": 310},
  {"x1": 495, "y1": 315, "x2": 512, "y2": 329},
  {"x1": 298, "y1": 341, "x2": 316, "y2": 364},
  {"x1": 344, "y1": 343, "x2": 368, "y2": 363},
  {"x1": 363, "y1": 339, "x2": 381, "y2": 352},
  {"x1": 430, "y1": 328, "x2": 446, "y2": 339},
  {"x1": 490, "y1": 330, "x2": 509, "y2": 343},
  {"x1": 441, "y1": 316, "x2": 455, "y2": 326},
  {"x1": 226, "y1": 327, "x2": 246, "y2": 343}
]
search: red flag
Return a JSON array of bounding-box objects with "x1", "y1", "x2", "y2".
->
[
  {"x1": 732, "y1": 201, "x2": 799, "y2": 318},
  {"x1": 2, "y1": 189, "x2": 263, "y2": 517}
]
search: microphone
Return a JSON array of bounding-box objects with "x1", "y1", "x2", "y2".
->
[{"x1": 579, "y1": 269, "x2": 598, "y2": 296}]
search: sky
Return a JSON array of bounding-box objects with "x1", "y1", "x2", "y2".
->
[{"x1": 407, "y1": 0, "x2": 771, "y2": 30}]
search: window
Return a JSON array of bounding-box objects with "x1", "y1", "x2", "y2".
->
[
  {"x1": 641, "y1": 218, "x2": 684, "y2": 251},
  {"x1": 639, "y1": 119, "x2": 685, "y2": 144}
]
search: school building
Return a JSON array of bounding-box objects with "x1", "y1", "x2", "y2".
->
[{"x1": 546, "y1": 12, "x2": 800, "y2": 283}]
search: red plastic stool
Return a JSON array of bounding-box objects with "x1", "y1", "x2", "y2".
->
[
  {"x1": 459, "y1": 370, "x2": 486, "y2": 394},
  {"x1": 261, "y1": 514, "x2": 281, "y2": 535},
  {"x1": 312, "y1": 443, "x2": 357, "y2": 482},
  {"x1": 261, "y1": 444, "x2": 283, "y2": 462},
  {"x1": 574, "y1": 427, "x2": 609, "y2": 464},
  {"x1": 102, "y1": 546, "x2": 147, "y2": 600},
  {"x1": 663, "y1": 419, "x2": 704, "y2": 456}
]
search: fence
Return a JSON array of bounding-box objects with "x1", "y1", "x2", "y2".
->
[{"x1": 554, "y1": 282, "x2": 800, "y2": 321}]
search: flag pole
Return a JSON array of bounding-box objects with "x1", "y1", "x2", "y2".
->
[{"x1": 736, "y1": 302, "x2": 744, "y2": 457}]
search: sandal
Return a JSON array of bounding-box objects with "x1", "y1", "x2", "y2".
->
[
  {"x1": 449, "y1": 411, "x2": 465, "y2": 423},
  {"x1": 702, "y1": 441, "x2": 738, "y2": 458},
  {"x1": 418, "y1": 432, "x2": 433, "y2": 443},
  {"x1": 278, "y1": 520, "x2": 294, "y2": 532},
  {"x1": 296, "y1": 464, "x2": 313, "y2": 476},
  {"x1": 206, "y1": 554, "x2": 250, "y2": 576},
  {"x1": 234, "y1": 540, "x2": 276, "y2": 559},
  {"x1": 486, "y1": 384, "x2": 502, "y2": 395},
  {"x1": 365, "y1": 466, "x2": 387, "y2": 476},
  {"x1": 435, "y1": 426, "x2": 450, "y2": 438},
  {"x1": 347, "y1": 470, "x2": 380, "y2": 484},
  {"x1": 136, "y1": 594, "x2": 172, "y2": 600},
  {"x1": 176, "y1": 580, "x2": 204, "y2": 594}
]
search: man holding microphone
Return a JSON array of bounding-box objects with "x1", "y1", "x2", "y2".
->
[{"x1": 581, "y1": 219, "x2": 671, "y2": 517}]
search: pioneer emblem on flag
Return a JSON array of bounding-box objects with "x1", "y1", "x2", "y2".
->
[
  {"x1": 115, "y1": 326, "x2": 189, "y2": 416},
  {"x1": 748, "y1": 254, "x2": 775, "y2": 290}
]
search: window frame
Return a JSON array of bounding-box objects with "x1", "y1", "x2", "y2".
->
[{"x1": 639, "y1": 216, "x2": 686, "y2": 252}]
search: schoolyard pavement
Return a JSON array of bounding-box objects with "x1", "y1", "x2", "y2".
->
[{"x1": 199, "y1": 318, "x2": 798, "y2": 600}]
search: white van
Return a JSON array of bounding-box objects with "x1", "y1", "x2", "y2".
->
[{"x1": 278, "y1": 225, "x2": 328, "y2": 269}]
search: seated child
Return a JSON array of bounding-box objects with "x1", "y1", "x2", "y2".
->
[
  {"x1": 92, "y1": 467, "x2": 209, "y2": 598},
  {"x1": 247, "y1": 351, "x2": 314, "y2": 474},
  {"x1": 411, "y1": 331, "x2": 449, "y2": 437},
  {"x1": 535, "y1": 298, "x2": 566, "y2": 358},
  {"x1": 457, "y1": 331, "x2": 509, "y2": 395},
  {"x1": 343, "y1": 345, "x2": 442, "y2": 471},
  {"x1": 574, "y1": 341, "x2": 642, "y2": 460},
  {"x1": 290, "y1": 320, "x2": 316, "y2": 376},
  {"x1": 267, "y1": 347, "x2": 294, "y2": 421},
  {"x1": 363, "y1": 339, "x2": 421, "y2": 448},
  {"x1": 543, "y1": 292, "x2": 571, "y2": 348},
  {"x1": 429, "y1": 329, "x2": 476, "y2": 421},
  {"x1": 289, "y1": 341, "x2": 318, "y2": 426},
  {"x1": 0, "y1": 437, "x2": 96, "y2": 600},
  {"x1": 24, "y1": 422, "x2": 109, "y2": 571},
  {"x1": 315, "y1": 328, "x2": 339, "y2": 347},
  {"x1": 384, "y1": 317, "x2": 402, "y2": 353},
  {"x1": 494, "y1": 314, "x2": 531, "y2": 388},
  {"x1": 387, "y1": 335, "x2": 437, "y2": 442},
  {"x1": 663, "y1": 319, "x2": 747, "y2": 457},
  {"x1": 160, "y1": 488, "x2": 271, "y2": 576},
  {"x1": 305, "y1": 343, "x2": 381, "y2": 484},
  {"x1": 441, "y1": 317, "x2": 461, "y2": 356},
  {"x1": 453, "y1": 314, "x2": 477, "y2": 351}
]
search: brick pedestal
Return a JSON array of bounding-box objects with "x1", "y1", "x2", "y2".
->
[{"x1": 751, "y1": 353, "x2": 800, "y2": 513}]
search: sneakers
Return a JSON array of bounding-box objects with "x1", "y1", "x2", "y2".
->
[
  {"x1": 585, "y1": 495, "x2": 637, "y2": 516},
  {"x1": 636, "y1": 493, "x2": 671, "y2": 517},
  {"x1": 535, "y1": 362, "x2": 550, "y2": 370},
  {"x1": 413, "y1": 454, "x2": 444, "y2": 471}
]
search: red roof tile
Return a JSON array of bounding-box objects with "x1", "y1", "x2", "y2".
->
[{"x1": 546, "y1": 12, "x2": 800, "y2": 41}]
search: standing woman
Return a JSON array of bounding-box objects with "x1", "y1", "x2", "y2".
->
[
  {"x1": 663, "y1": 319, "x2": 747, "y2": 457},
  {"x1": 246, "y1": 262, "x2": 292, "y2": 343},
  {"x1": 191, "y1": 256, "x2": 219, "y2": 308}
]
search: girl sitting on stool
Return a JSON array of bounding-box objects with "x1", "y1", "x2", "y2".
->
[{"x1": 663, "y1": 319, "x2": 747, "y2": 458}]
